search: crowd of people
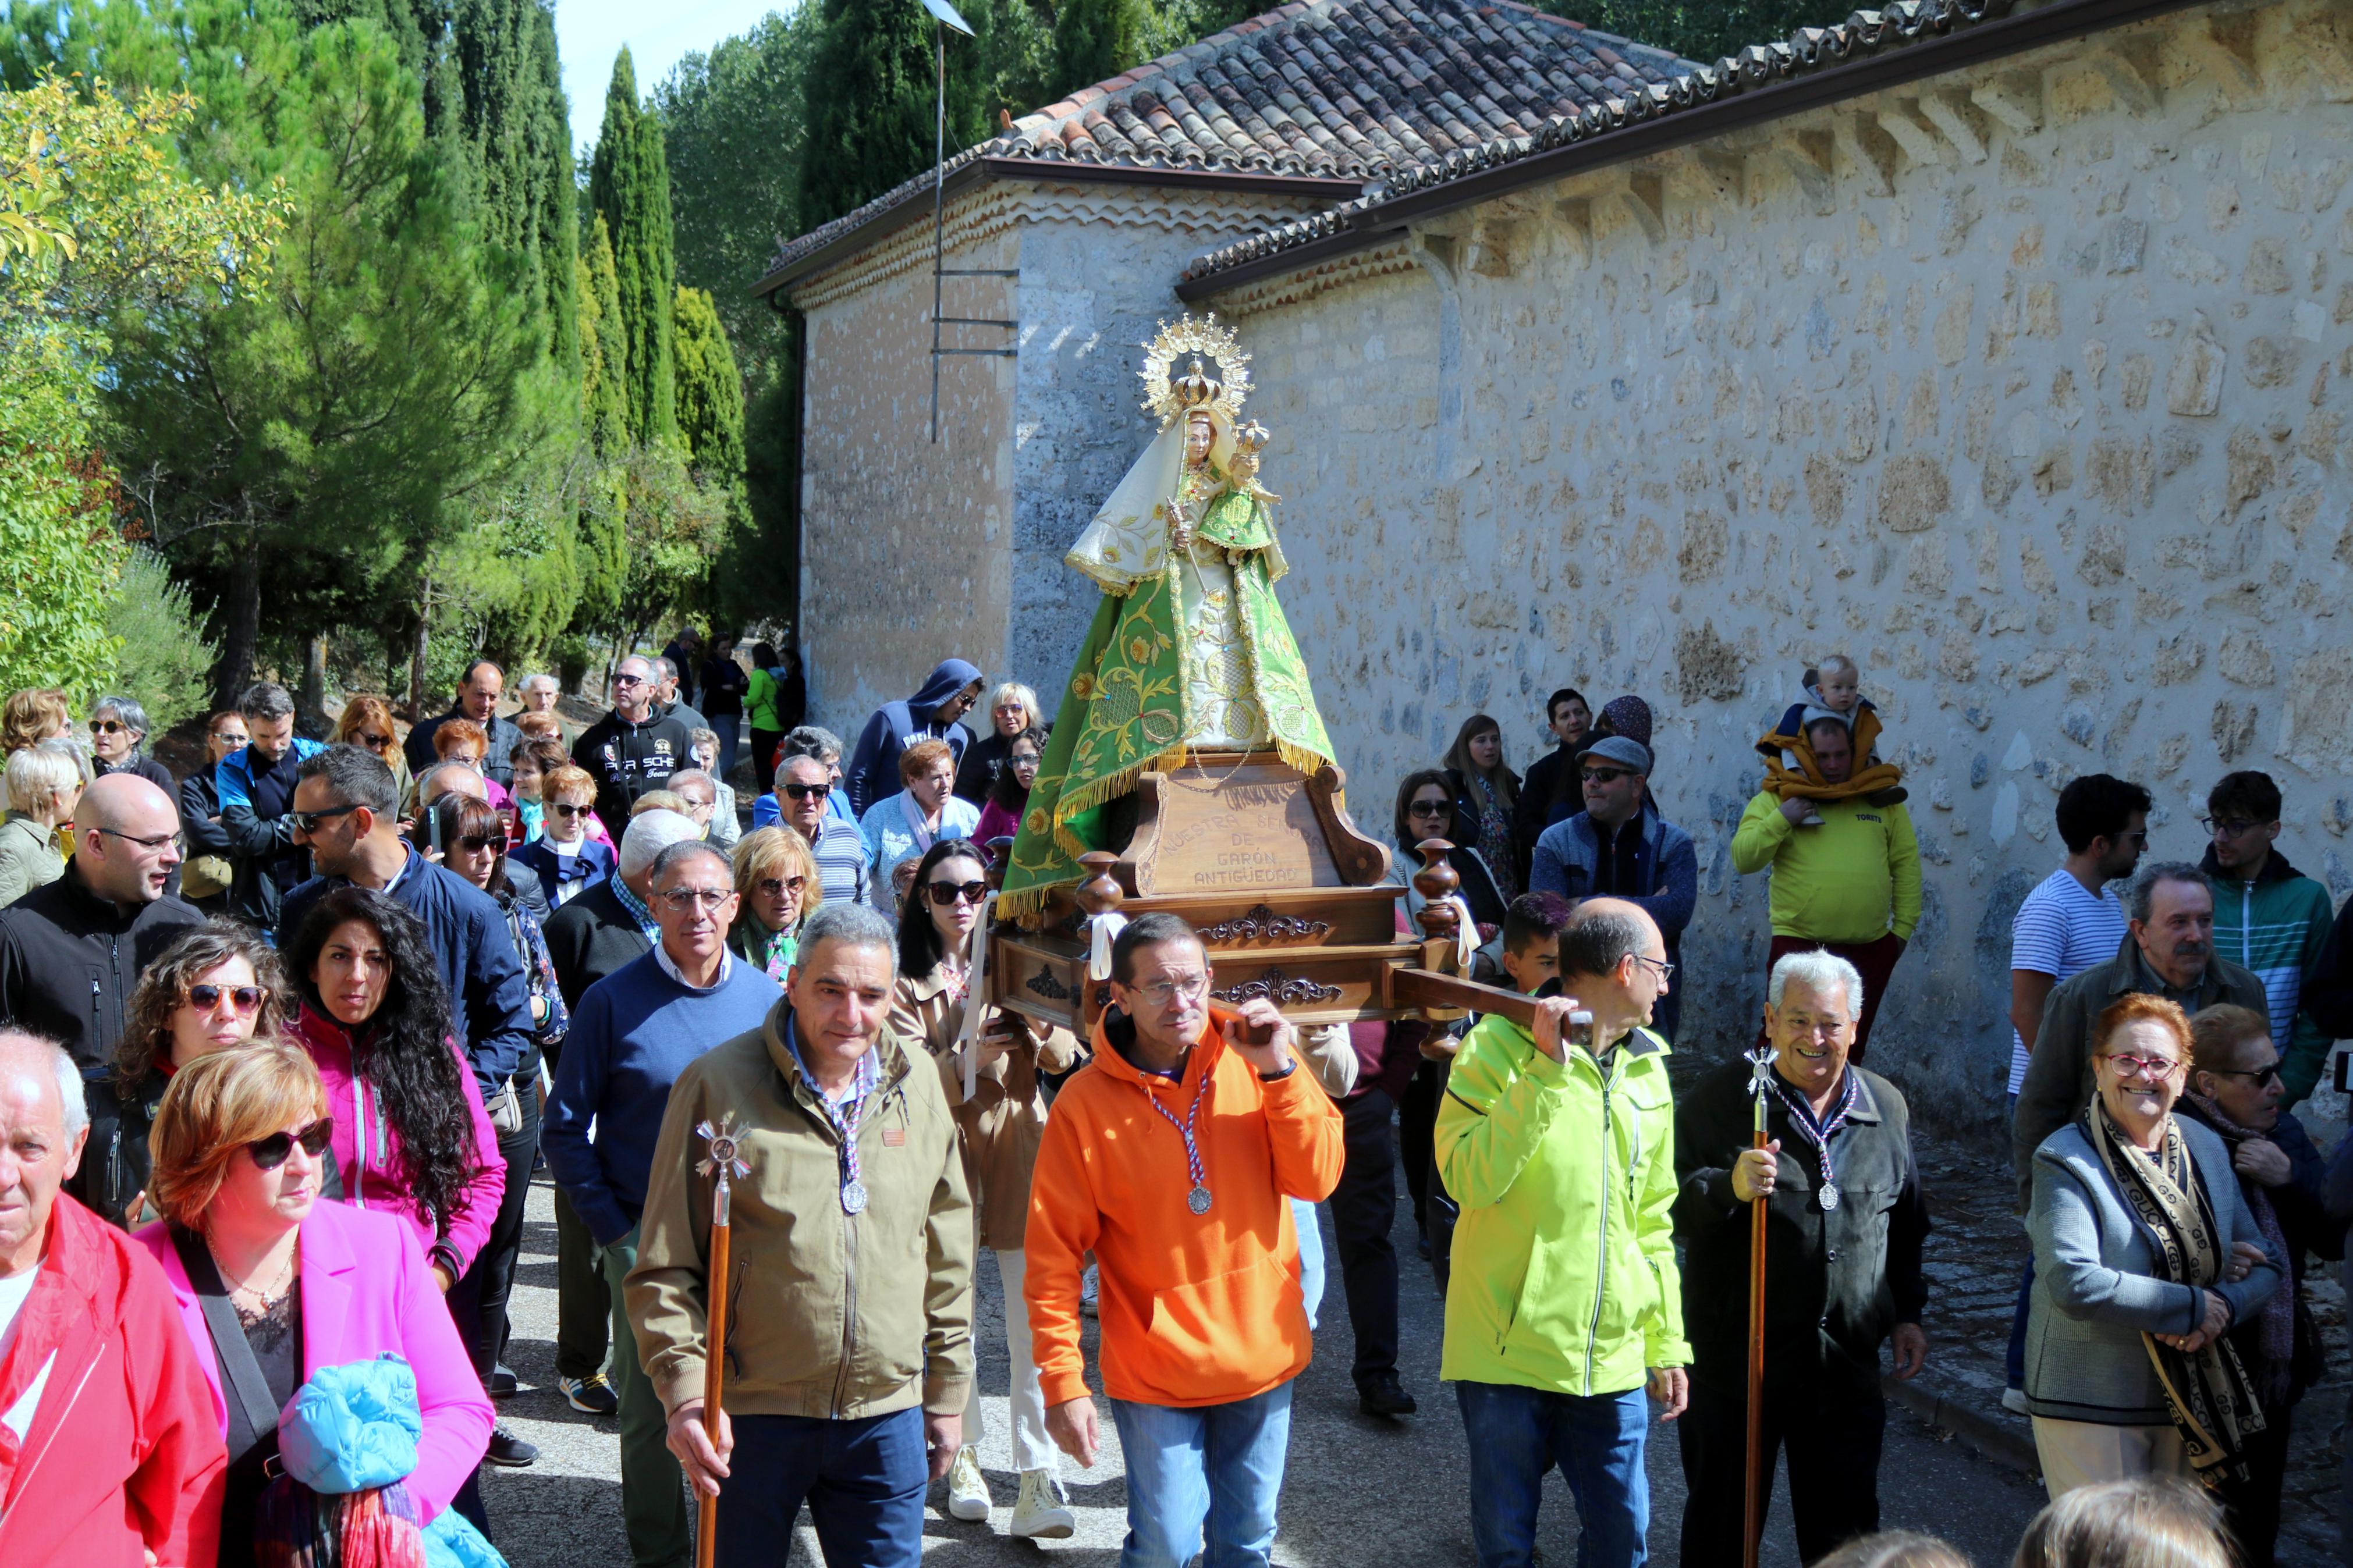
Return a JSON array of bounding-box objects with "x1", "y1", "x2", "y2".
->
[{"x1": 0, "y1": 639, "x2": 2348, "y2": 1568}]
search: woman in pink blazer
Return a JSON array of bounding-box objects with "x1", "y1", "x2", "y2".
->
[
  {"x1": 280, "y1": 885, "x2": 506, "y2": 1286},
  {"x1": 134, "y1": 1042, "x2": 492, "y2": 1565}
]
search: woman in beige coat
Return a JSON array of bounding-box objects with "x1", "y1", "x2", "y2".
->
[{"x1": 890, "y1": 835, "x2": 1079, "y2": 1541}]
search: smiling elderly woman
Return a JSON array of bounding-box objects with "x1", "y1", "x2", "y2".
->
[
  {"x1": 2022, "y1": 993, "x2": 2282, "y2": 1505},
  {"x1": 135, "y1": 1041, "x2": 492, "y2": 1563}
]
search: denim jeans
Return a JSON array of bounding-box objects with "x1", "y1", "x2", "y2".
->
[
  {"x1": 1290, "y1": 1198, "x2": 1324, "y2": 1332},
  {"x1": 715, "y1": 1407, "x2": 927, "y2": 1568},
  {"x1": 1456, "y1": 1380, "x2": 1650, "y2": 1568},
  {"x1": 1108, "y1": 1382, "x2": 1294, "y2": 1568}
]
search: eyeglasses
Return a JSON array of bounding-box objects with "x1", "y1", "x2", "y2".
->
[
  {"x1": 356, "y1": 733, "x2": 393, "y2": 751},
  {"x1": 549, "y1": 801, "x2": 590, "y2": 819},
  {"x1": 453, "y1": 833, "x2": 501, "y2": 854},
  {"x1": 755, "y1": 876, "x2": 808, "y2": 899},
  {"x1": 1010, "y1": 753, "x2": 1041, "y2": 769},
  {"x1": 1407, "y1": 801, "x2": 1450, "y2": 819},
  {"x1": 88, "y1": 719, "x2": 130, "y2": 735},
  {"x1": 613, "y1": 673, "x2": 647, "y2": 688},
  {"x1": 1634, "y1": 955, "x2": 1676, "y2": 984},
  {"x1": 1581, "y1": 767, "x2": 1634, "y2": 784},
  {"x1": 95, "y1": 826, "x2": 184, "y2": 854},
  {"x1": 1134, "y1": 974, "x2": 1210, "y2": 1007},
  {"x1": 659, "y1": 887, "x2": 734, "y2": 911},
  {"x1": 2199, "y1": 817, "x2": 2267, "y2": 840},
  {"x1": 187, "y1": 983, "x2": 267, "y2": 1013},
  {"x1": 285, "y1": 802, "x2": 361, "y2": 835},
  {"x1": 249, "y1": 1117, "x2": 335, "y2": 1171},
  {"x1": 925, "y1": 879, "x2": 988, "y2": 906},
  {"x1": 783, "y1": 782, "x2": 832, "y2": 801},
  {"x1": 2099, "y1": 1053, "x2": 2182, "y2": 1080},
  {"x1": 2208, "y1": 1063, "x2": 2283, "y2": 1089}
]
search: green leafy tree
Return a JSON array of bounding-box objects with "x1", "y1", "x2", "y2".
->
[
  {"x1": 672, "y1": 285, "x2": 744, "y2": 480},
  {"x1": 577, "y1": 212, "x2": 629, "y2": 456},
  {"x1": 102, "y1": 547, "x2": 217, "y2": 730},
  {"x1": 587, "y1": 47, "x2": 675, "y2": 446}
]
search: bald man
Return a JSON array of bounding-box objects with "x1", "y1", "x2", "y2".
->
[
  {"x1": 0, "y1": 1031, "x2": 223, "y2": 1563},
  {"x1": 0, "y1": 775, "x2": 203, "y2": 1217}
]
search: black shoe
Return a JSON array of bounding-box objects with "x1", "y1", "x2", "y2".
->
[
  {"x1": 1866, "y1": 785, "x2": 1908, "y2": 806},
  {"x1": 484, "y1": 1424, "x2": 538, "y2": 1467},
  {"x1": 1358, "y1": 1373, "x2": 1418, "y2": 1419},
  {"x1": 488, "y1": 1364, "x2": 518, "y2": 1399}
]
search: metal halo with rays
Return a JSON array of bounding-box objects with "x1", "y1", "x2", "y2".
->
[
  {"x1": 1139, "y1": 312, "x2": 1251, "y2": 429},
  {"x1": 695, "y1": 1115, "x2": 750, "y2": 1183}
]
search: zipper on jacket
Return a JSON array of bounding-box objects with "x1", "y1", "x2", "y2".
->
[{"x1": 1587, "y1": 1061, "x2": 1613, "y2": 1396}]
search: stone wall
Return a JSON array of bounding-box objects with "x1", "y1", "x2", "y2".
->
[
  {"x1": 792, "y1": 181, "x2": 1328, "y2": 729},
  {"x1": 1201, "y1": 0, "x2": 2353, "y2": 1119}
]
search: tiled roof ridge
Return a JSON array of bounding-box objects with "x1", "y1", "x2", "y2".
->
[
  {"x1": 1177, "y1": 0, "x2": 2024, "y2": 285},
  {"x1": 760, "y1": 0, "x2": 1691, "y2": 288}
]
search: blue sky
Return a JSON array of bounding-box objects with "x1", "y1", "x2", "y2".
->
[{"x1": 557, "y1": 0, "x2": 797, "y2": 157}]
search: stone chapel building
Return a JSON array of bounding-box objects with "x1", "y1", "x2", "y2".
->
[{"x1": 756, "y1": 0, "x2": 2353, "y2": 1118}]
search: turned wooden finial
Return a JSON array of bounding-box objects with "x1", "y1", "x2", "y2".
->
[
  {"x1": 1076, "y1": 852, "x2": 1124, "y2": 921},
  {"x1": 984, "y1": 839, "x2": 1014, "y2": 893},
  {"x1": 1412, "y1": 838, "x2": 1461, "y2": 941}
]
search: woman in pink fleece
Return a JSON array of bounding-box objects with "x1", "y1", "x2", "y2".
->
[{"x1": 281, "y1": 885, "x2": 505, "y2": 1293}]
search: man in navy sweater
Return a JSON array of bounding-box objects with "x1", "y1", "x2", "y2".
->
[{"x1": 545, "y1": 837, "x2": 779, "y2": 1568}]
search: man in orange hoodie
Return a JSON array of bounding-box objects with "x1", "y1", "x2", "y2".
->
[{"x1": 1027, "y1": 912, "x2": 1344, "y2": 1567}]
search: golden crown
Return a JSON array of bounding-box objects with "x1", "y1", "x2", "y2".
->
[{"x1": 1172, "y1": 358, "x2": 1223, "y2": 413}]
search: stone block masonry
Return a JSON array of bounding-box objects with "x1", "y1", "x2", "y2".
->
[{"x1": 1201, "y1": 0, "x2": 2353, "y2": 1121}]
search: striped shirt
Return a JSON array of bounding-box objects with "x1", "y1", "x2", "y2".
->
[
  {"x1": 811, "y1": 817, "x2": 872, "y2": 909},
  {"x1": 2008, "y1": 869, "x2": 2127, "y2": 1096}
]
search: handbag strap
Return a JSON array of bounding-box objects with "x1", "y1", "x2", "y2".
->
[{"x1": 170, "y1": 1223, "x2": 283, "y2": 1452}]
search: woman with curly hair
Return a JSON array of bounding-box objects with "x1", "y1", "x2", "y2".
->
[
  {"x1": 104, "y1": 921, "x2": 294, "y2": 1225},
  {"x1": 1, "y1": 685, "x2": 71, "y2": 756},
  {"x1": 283, "y1": 886, "x2": 505, "y2": 1297},
  {"x1": 727, "y1": 825, "x2": 821, "y2": 982}
]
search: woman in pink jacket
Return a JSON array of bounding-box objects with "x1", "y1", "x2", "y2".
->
[
  {"x1": 280, "y1": 885, "x2": 505, "y2": 1290},
  {"x1": 135, "y1": 1041, "x2": 493, "y2": 1564}
]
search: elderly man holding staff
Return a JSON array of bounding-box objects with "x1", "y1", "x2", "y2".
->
[
  {"x1": 2021, "y1": 993, "x2": 2281, "y2": 1502},
  {"x1": 1674, "y1": 948, "x2": 1929, "y2": 1566},
  {"x1": 629, "y1": 901, "x2": 973, "y2": 1568}
]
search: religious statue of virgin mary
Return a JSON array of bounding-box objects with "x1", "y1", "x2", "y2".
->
[{"x1": 999, "y1": 315, "x2": 1336, "y2": 913}]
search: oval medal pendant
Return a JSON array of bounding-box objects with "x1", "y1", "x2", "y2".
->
[
  {"x1": 842, "y1": 1179, "x2": 869, "y2": 1215},
  {"x1": 1187, "y1": 1185, "x2": 1212, "y2": 1216},
  {"x1": 1818, "y1": 1182, "x2": 1840, "y2": 1213}
]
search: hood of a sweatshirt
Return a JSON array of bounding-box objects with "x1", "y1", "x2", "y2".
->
[{"x1": 907, "y1": 659, "x2": 984, "y2": 722}]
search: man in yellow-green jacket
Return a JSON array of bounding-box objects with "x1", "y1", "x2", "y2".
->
[
  {"x1": 1730, "y1": 716, "x2": 1922, "y2": 1060},
  {"x1": 1438, "y1": 898, "x2": 1690, "y2": 1568}
]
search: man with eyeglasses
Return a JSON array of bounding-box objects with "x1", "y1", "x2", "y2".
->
[
  {"x1": 1027, "y1": 912, "x2": 1341, "y2": 1568},
  {"x1": 216, "y1": 681, "x2": 329, "y2": 929},
  {"x1": 1997, "y1": 772, "x2": 2152, "y2": 1413},
  {"x1": 546, "y1": 838, "x2": 778, "y2": 1568},
  {"x1": 275, "y1": 746, "x2": 541, "y2": 1467},
  {"x1": 2014, "y1": 862, "x2": 2270, "y2": 1208},
  {"x1": 573, "y1": 656, "x2": 695, "y2": 842},
  {"x1": 1731, "y1": 715, "x2": 1921, "y2": 1062},
  {"x1": 1673, "y1": 947, "x2": 1929, "y2": 1567},
  {"x1": 774, "y1": 754, "x2": 871, "y2": 908},
  {"x1": 2195, "y1": 770, "x2": 2337, "y2": 1108},
  {"x1": 1436, "y1": 898, "x2": 1687, "y2": 1568},
  {"x1": 0, "y1": 773, "x2": 204, "y2": 1215},
  {"x1": 405, "y1": 660, "x2": 525, "y2": 789},
  {"x1": 1528, "y1": 734, "x2": 1697, "y2": 1040}
]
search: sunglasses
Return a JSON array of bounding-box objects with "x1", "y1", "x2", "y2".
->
[
  {"x1": 89, "y1": 719, "x2": 130, "y2": 735},
  {"x1": 187, "y1": 983, "x2": 267, "y2": 1013},
  {"x1": 286, "y1": 802, "x2": 363, "y2": 835},
  {"x1": 1407, "y1": 801, "x2": 1451, "y2": 817},
  {"x1": 453, "y1": 833, "x2": 501, "y2": 853},
  {"x1": 1581, "y1": 767, "x2": 1634, "y2": 784},
  {"x1": 357, "y1": 733, "x2": 394, "y2": 751},
  {"x1": 925, "y1": 879, "x2": 988, "y2": 906},
  {"x1": 2208, "y1": 1063, "x2": 2283, "y2": 1089},
  {"x1": 548, "y1": 801, "x2": 590, "y2": 818},
  {"x1": 783, "y1": 782, "x2": 832, "y2": 800},
  {"x1": 249, "y1": 1117, "x2": 334, "y2": 1171},
  {"x1": 755, "y1": 876, "x2": 808, "y2": 899}
]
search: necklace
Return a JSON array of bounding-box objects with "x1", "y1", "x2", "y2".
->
[
  {"x1": 207, "y1": 1231, "x2": 298, "y2": 1308},
  {"x1": 1135, "y1": 1055, "x2": 1215, "y2": 1215}
]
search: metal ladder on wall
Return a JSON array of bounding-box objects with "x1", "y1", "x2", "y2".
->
[{"x1": 924, "y1": 0, "x2": 1015, "y2": 442}]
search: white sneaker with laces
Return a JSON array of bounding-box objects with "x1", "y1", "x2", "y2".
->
[
  {"x1": 946, "y1": 1445, "x2": 992, "y2": 1522},
  {"x1": 1010, "y1": 1469, "x2": 1075, "y2": 1539}
]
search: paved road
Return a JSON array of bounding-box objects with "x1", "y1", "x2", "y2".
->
[{"x1": 481, "y1": 1175, "x2": 2048, "y2": 1566}]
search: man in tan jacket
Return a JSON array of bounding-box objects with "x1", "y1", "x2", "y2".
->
[{"x1": 628, "y1": 901, "x2": 973, "y2": 1567}]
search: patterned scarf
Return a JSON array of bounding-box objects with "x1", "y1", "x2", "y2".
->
[
  {"x1": 2179, "y1": 1091, "x2": 2298, "y2": 1406},
  {"x1": 2084, "y1": 1100, "x2": 2266, "y2": 1487}
]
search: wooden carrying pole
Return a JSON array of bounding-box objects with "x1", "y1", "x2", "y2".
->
[
  {"x1": 694, "y1": 1119, "x2": 749, "y2": 1568},
  {"x1": 1742, "y1": 1047, "x2": 1776, "y2": 1568}
]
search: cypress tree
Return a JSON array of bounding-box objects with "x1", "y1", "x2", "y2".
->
[
  {"x1": 1050, "y1": 0, "x2": 1144, "y2": 101},
  {"x1": 796, "y1": 0, "x2": 954, "y2": 229},
  {"x1": 588, "y1": 47, "x2": 676, "y2": 445},
  {"x1": 672, "y1": 286, "x2": 744, "y2": 479},
  {"x1": 577, "y1": 214, "x2": 630, "y2": 457}
]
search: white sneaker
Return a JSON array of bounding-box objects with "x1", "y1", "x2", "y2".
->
[
  {"x1": 1010, "y1": 1469, "x2": 1076, "y2": 1539},
  {"x1": 1798, "y1": 809, "x2": 1826, "y2": 827},
  {"x1": 2001, "y1": 1386, "x2": 2031, "y2": 1415},
  {"x1": 1080, "y1": 1263, "x2": 1099, "y2": 1318},
  {"x1": 946, "y1": 1445, "x2": 992, "y2": 1522}
]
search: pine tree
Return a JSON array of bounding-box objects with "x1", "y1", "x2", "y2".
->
[
  {"x1": 672, "y1": 286, "x2": 745, "y2": 480},
  {"x1": 577, "y1": 214, "x2": 630, "y2": 457},
  {"x1": 588, "y1": 48, "x2": 675, "y2": 446}
]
